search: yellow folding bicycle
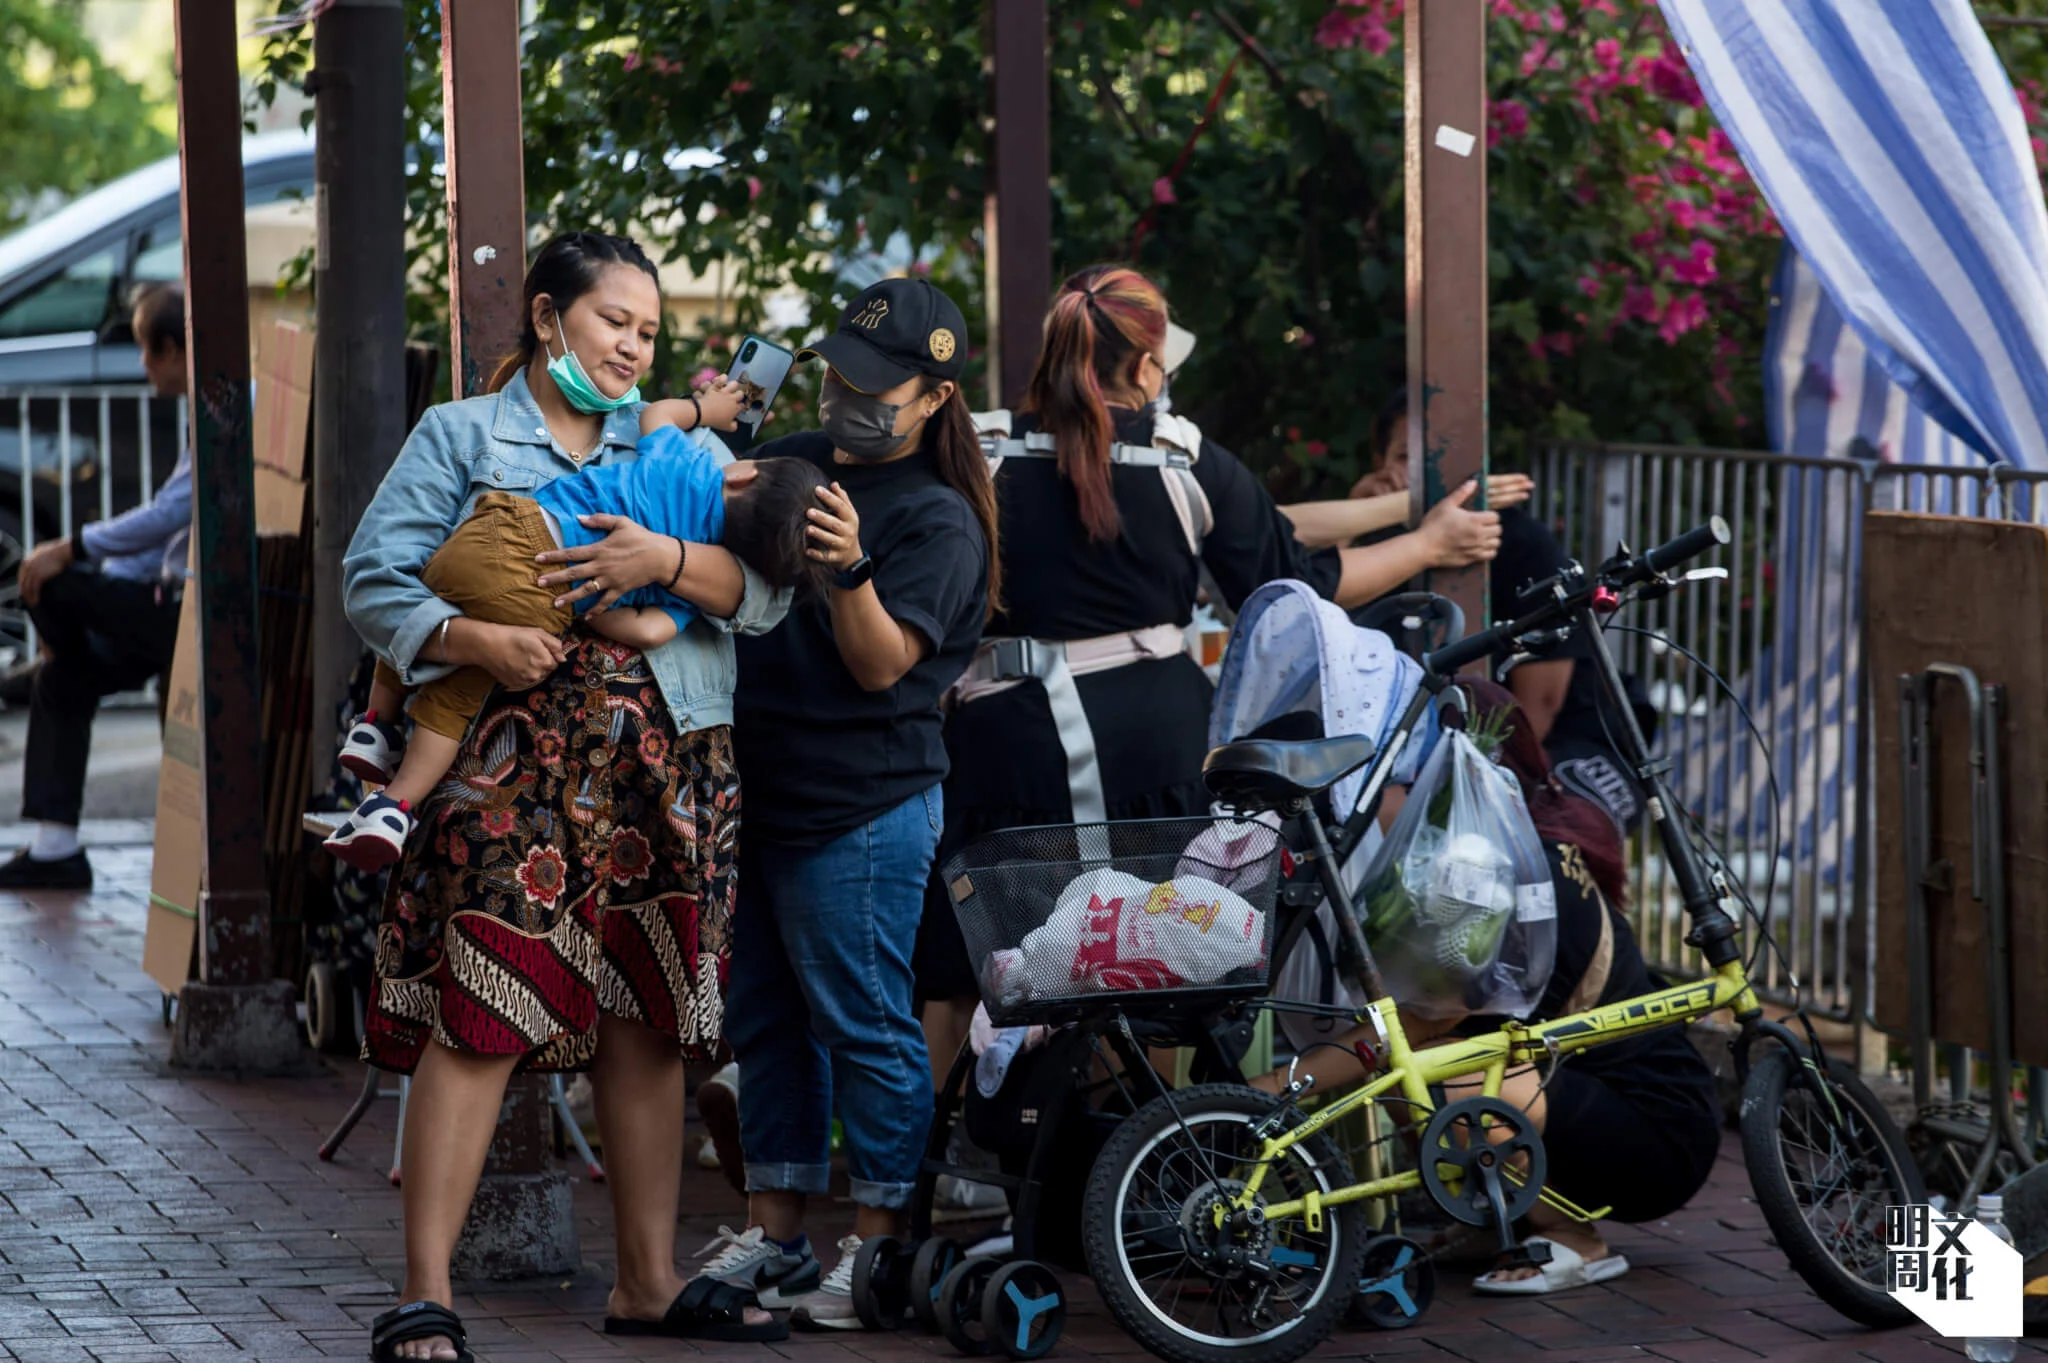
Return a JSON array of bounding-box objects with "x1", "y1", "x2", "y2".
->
[{"x1": 1080, "y1": 520, "x2": 1924, "y2": 1363}]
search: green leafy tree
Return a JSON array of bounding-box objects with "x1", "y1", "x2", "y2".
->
[
  {"x1": 256, "y1": 0, "x2": 2048, "y2": 492},
  {"x1": 0, "y1": 0, "x2": 172, "y2": 232}
]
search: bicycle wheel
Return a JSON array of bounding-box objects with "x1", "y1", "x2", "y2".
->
[
  {"x1": 1740, "y1": 1047, "x2": 1924, "y2": 1328},
  {"x1": 1082, "y1": 1084, "x2": 1367, "y2": 1363}
]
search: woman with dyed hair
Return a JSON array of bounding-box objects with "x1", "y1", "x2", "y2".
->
[{"x1": 915, "y1": 264, "x2": 1507, "y2": 1073}]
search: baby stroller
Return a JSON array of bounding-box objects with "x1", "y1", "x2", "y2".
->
[{"x1": 852, "y1": 582, "x2": 1441, "y2": 1358}]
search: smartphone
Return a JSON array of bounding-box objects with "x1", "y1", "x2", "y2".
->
[{"x1": 720, "y1": 335, "x2": 794, "y2": 453}]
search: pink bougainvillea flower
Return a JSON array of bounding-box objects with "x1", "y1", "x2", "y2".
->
[
  {"x1": 1152, "y1": 177, "x2": 1177, "y2": 205},
  {"x1": 690, "y1": 365, "x2": 720, "y2": 389},
  {"x1": 1305, "y1": 440, "x2": 1330, "y2": 458},
  {"x1": 1543, "y1": 331, "x2": 1576, "y2": 357},
  {"x1": 1671, "y1": 239, "x2": 1719, "y2": 287},
  {"x1": 1575, "y1": 87, "x2": 1601, "y2": 123},
  {"x1": 1657, "y1": 291, "x2": 1708, "y2": 344},
  {"x1": 746, "y1": 176, "x2": 762, "y2": 202},
  {"x1": 1651, "y1": 128, "x2": 1676, "y2": 151},
  {"x1": 1586, "y1": 0, "x2": 1618, "y2": 13},
  {"x1": 1594, "y1": 37, "x2": 1621, "y2": 72},
  {"x1": 621, "y1": 52, "x2": 642, "y2": 72},
  {"x1": 729, "y1": 80, "x2": 752, "y2": 94},
  {"x1": 1643, "y1": 42, "x2": 1704, "y2": 107},
  {"x1": 1520, "y1": 39, "x2": 1550, "y2": 77},
  {"x1": 1489, "y1": 98, "x2": 1530, "y2": 144},
  {"x1": 1287, "y1": 426, "x2": 1303, "y2": 441},
  {"x1": 1577, "y1": 274, "x2": 1602, "y2": 299},
  {"x1": 650, "y1": 56, "x2": 679, "y2": 76}
]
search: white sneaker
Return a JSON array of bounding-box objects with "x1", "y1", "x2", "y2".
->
[
  {"x1": 696, "y1": 1136, "x2": 721, "y2": 1169},
  {"x1": 322, "y1": 793, "x2": 414, "y2": 872},
  {"x1": 339, "y1": 712, "x2": 406, "y2": 785},
  {"x1": 696, "y1": 1062, "x2": 744, "y2": 1195},
  {"x1": 696, "y1": 1223, "x2": 820, "y2": 1310},
  {"x1": 789, "y1": 1234, "x2": 864, "y2": 1331}
]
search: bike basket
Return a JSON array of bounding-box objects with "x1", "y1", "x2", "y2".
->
[{"x1": 942, "y1": 816, "x2": 1285, "y2": 1026}]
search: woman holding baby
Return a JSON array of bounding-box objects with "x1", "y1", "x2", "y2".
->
[{"x1": 343, "y1": 231, "x2": 795, "y2": 1361}]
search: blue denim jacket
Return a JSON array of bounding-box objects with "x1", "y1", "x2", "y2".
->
[{"x1": 342, "y1": 370, "x2": 788, "y2": 733}]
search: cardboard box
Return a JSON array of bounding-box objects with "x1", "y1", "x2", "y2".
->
[
  {"x1": 254, "y1": 320, "x2": 313, "y2": 534},
  {"x1": 143, "y1": 582, "x2": 203, "y2": 994}
]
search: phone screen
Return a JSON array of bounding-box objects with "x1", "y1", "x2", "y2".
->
[{"x1": 722, "y1": 335, "x2": 794, "y2": 453}]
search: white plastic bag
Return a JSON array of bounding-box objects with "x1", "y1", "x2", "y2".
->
[
  {"x1": 1356, "y1": 729, "x2": 1556, "y2": 1019},
  {"x1": 987, "y1": 868, "x2": 1267, "y2": 1005}
]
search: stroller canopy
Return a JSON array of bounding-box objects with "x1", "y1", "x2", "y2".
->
[{"x1": 1208, "y1": 580, "x2": 1439, "y2": 820}]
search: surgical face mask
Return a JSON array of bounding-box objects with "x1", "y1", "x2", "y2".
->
[
  {"x1": 819, "y1": 382, "x2": 919, "y2": 460},
  {"x1": 543, "y1": 317, "x2": 641, "y2": 414}
]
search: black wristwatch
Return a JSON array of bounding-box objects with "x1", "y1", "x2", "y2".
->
[{"x1": 834, "y1": 554, "x2": 875, "y2": 591}]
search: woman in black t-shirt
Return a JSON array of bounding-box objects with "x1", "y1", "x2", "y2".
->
[
  {"x1": 714, "y1": 278, "x2": 998, "y2": 1332},
  {"x1": 917, "y1": 265, "x2": 1508, "y2": 1068},
  {"x1": 1252, "y1": 680, "x2": 1721, "y2": 1295}
]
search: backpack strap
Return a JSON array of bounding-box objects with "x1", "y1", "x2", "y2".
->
[{"x1": 972, "y1": 410, "x2": 1215, "y2": 555}]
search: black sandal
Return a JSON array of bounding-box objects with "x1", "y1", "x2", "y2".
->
[
  {"x1": 369, "y1": 1301, "x2": 473, "y2": 1362},
  {"x1": 604, "y1": 1276, "x2": 789, "y2": 1342}
]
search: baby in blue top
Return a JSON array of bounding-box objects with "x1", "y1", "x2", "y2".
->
[{"x1": 324, "y1": 400, "x2": 829, "y2": 871}]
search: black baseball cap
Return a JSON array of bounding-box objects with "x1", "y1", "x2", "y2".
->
[{"x1": 798, "y1": 277, "x2": 968, "y2": 393}]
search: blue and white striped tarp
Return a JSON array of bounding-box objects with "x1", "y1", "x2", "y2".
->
[
  {"x1": 1664, "y1": 245, "x2": 1997, "y2": 934},
  {"x1": 1659, "y1": 0, "x2": 2048, "y2": 470}
]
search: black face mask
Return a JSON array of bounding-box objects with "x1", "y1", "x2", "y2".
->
[{"x1": 819, "y1": 384, "x2": 921, "y2": 460}]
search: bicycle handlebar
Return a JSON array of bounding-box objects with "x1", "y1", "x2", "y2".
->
[{"x1": 1421, "y1": 517, "x2": 1729, "y2": 677}]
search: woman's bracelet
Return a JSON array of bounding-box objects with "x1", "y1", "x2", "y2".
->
[
  {"x1": 667, "y1": 537, "x2": 688, "y2": 592},
  {"x1": 684, "y1": 395, "x2": 704, "y2": 430}
]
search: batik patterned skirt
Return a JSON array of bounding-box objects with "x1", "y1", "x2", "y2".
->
[{"x1": 361, "y1": 637, "x2": 737, "y2": 1073}]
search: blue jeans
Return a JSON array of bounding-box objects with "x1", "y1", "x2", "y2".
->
[{"x1": 726, "y1": 787, "x2": 941, "y2": 1209}]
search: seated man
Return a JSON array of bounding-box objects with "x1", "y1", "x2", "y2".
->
[{"x1": 0, "y1": 284, "x2": 191, "y2": 890}]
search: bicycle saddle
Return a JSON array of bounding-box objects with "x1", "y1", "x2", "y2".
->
[{"x1": 1201, "y1": 734, "x2": 1377, "y2": 808}]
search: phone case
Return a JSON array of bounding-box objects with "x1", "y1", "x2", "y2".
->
[{"x1": 723, "y1": 336, "x2": 795, "y2": 453}]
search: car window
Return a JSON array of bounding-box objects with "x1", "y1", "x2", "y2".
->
[
  {"x1": 0, "y1": 246, "x2": 119, "y2": 341},
  {"x1": 133, "y1": 220, "x2": 180, "y2": 287}
]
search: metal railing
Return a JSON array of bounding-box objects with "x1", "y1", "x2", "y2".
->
[
  {"x1": 0, "y1": 385, "x2": 187, "y2": 656},
  {"x1": 1534, "y1": 443, "x2": 2048, "y2": 1023}
]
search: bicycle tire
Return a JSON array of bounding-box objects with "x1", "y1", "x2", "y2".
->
[
  {"x1": 1082, "y1": 1084, "x2": 1368, "y2": 1363},
  {"x1": 1739, "y1": 1047, "x2": 1923, "y2": 1328}
]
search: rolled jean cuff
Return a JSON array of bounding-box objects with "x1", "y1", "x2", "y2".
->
[
  {"x1": 744, "y1": 1160, "x2": 831, "y2": 1196},
  {"x1": 847, "y1": 1176, "x2": 916, "y2": 1210}
]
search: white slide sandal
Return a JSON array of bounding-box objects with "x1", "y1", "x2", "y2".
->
[{"x1": 1471, "y1": 1236, "x2": 1630, "y2": 1296}]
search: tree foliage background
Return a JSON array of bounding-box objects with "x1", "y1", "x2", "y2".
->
[
  {"x1": 0, "y1": 0, "x2": 171, "y2": 232},
  {"x1": 258, "y1": 0, "x2": 2048, "y2": 497}
]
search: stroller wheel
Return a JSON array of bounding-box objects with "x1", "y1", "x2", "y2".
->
[
  {"x1": 981, "y1": 1260, "x2": 1064, "y2": 1360},
  {"x1": 938, "y1": 1255, "x2": 1001, "y2": 1356},
  {"x1": 852, "y1": 1234, "x2": 911, "y2": 1331},
  {"x1": 1347, "y1": 1234, "x2": 1435, "y2": 1329},
  {"x1": 910, "y1": 1235, "x2": 962, "y2": 1333}
]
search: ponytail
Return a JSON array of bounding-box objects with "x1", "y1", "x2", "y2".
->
[
  {"x1": 1020, "y1": 265, "x2": 1170, "y2": 542},
  {"x1": 919, "y1": 375, "x2": 1004, "y2": 617},
  {"x1": 487, "y1": 230, "x2": 663, "y2": 395}
]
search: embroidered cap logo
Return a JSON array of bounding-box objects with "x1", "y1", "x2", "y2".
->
[
  {"x1": 929, "y1": 328, "x2": 957, "y2": 363},
  {"x1": 850, "y1": 298, "x2": 890, "y2": 331}
]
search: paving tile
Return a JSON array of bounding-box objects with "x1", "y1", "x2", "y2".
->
[{"x1": 1, "y1": 853, "x2": 2045, "y2": 1363}]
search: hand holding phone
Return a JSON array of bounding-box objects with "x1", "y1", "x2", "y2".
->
[
  {"x1": 722, "y1": 334, "x2": 794, "y2": 453},
  {"x1": 693, "y1": 376, "x2": 748, "y2": 431}
]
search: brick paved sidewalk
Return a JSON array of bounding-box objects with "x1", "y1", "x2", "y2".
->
[{"x1": 2, "y1": 846, "x2": 2039, "y2": 1362}]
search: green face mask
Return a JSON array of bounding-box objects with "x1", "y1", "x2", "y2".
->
[{"x1": 543, "y1": 318, "x2": 641, "y2": 414}]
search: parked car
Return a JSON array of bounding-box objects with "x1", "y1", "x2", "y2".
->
[{"x1": 0, "y1": 131, "x2": 315, "y2": 646}]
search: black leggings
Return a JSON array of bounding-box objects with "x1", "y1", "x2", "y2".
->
[{"x1": 1540, "y1": 1061, "x2": 1722, "y2": 1224}]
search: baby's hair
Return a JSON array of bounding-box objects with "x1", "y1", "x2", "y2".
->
[{"x1": 722, "y1": 459, "x2": 834, "y2": 596}]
